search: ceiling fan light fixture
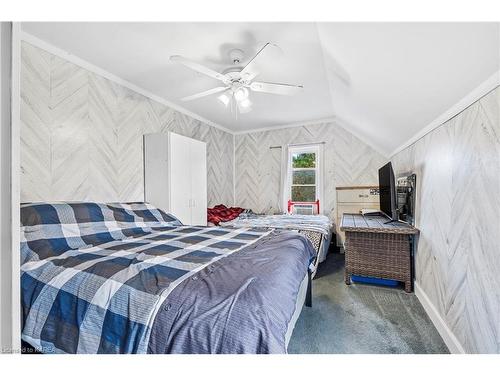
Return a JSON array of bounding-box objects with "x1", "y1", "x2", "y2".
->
[
  {"x1": 238, "y1": 98, "x2": 252, "y2": 114},
  {"x1": 171, "y1": 43, "x2": 303, "y2": 117},
  {"x1": 218, "y1": 93, "x2": 231, "y2": 107},
  {"x1": 234, "y1": 87, "x2": 249, "y2": 102},
  {"x1": 239, "y1": 98, "x2": 251, "y2": 108}
]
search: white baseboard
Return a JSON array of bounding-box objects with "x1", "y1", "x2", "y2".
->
[{"x1": 414, "y1": 281, "x2": 466, "y2": 354}]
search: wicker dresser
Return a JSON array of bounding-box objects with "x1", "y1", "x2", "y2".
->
[
  {"x1": 335, "y1": 186, "x2": 380, "y2": 247},
  {"x1": 340, "y1": 213, "x2": 419, "y2": 293}
]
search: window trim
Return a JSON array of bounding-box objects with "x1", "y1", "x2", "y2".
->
[{"x1": 286, "y1": 144, "x2": 322, "y2": 206}]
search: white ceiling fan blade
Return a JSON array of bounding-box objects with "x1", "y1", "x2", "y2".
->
[
  {"x1": 181, "y1": 87, "x2": 228, "y2": 101},
  {"x1": 250, "y1": 81, "x2": 303, "y2": 96},
  {"x1": 170, "y1": 55, "x2": 231, "y2": 85},
  {"x1": 240, "y1": 43, "x2": 280, "y2": 82}
]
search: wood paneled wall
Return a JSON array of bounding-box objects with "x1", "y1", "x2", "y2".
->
[
  {"x1": 392, "y1": 87, "x2": 500, "y2": 353},
  {"x1": 234, "y1": 122, "x2": 387, "y2": 216},
  {"x1": 20, "y1": 41, "x2": 234, "y2": 206}
]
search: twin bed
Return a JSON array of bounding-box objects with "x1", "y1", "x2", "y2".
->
[
  {"x1": 20, "y1": 202, "x2": 331, "y2": 354},
  {"x1": 219, "y1": 211, "x2": 332, "y2": 272}
]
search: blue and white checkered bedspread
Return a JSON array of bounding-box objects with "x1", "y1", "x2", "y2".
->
[
  {"x1": 21, "y1": 202, "x2": 272, "y2": 353},
  {"x1": 219, "y1": 213, "x2": 331, "y2": 236}
]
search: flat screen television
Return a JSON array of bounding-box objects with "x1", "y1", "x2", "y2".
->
[{"x1": 378, "y1": 162, "x2": 398, "y2": 222}]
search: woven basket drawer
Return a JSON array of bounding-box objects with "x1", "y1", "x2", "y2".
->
[{"x1": 345, "y1": 231, "x2": 411, "y2": 289}]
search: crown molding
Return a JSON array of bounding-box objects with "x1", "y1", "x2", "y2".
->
[
  {"x1": 234, "y1": 115, "x2": 389, "y2": 158},
  {"x1": 390, "y1": 70, "x2": 500, "y2": 158},
  {"x1": 20, "y1": 31, "x2": 235, "y2": 135},
  {"x1": 233, "y1": 117, "x2": 336, "y2": 135}
]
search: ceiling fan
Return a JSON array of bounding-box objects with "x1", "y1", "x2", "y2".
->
[{"x1": 170, "y1": 43, "x2": 304, "y2": 116}]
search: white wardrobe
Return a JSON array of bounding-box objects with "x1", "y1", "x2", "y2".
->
[{"x1": 144, "y1": 132, "x2": 207, "y2": 226}]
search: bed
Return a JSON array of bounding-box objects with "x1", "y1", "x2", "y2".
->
[
  {"x1": 20, "y1": 202, "x2": 315, "y2": 354},
  {"x1": 218, "y1": 211, "x2": 333, "y2": 275}
]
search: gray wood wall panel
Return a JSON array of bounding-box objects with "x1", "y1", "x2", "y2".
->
[
  {"x1": 391, "y1": 87, "x2": 500, "y2": 353},
  {"x1": 20, "y1": 41, "x2": 234, "y2": 206},
  {"x1": 234, "y1": 122, "x2": 387, "y2": 216}
]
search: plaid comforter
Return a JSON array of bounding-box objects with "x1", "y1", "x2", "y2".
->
[
  {"x1": 21, "y1": 202, "x2": 272, "y2": 354},
  {"x1": 219, "y1": 213, "x2": 331, "y2": 236}
]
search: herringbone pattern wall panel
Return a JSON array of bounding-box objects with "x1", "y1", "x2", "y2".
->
[
  {"x1": 235, "y1": 122, "x2": 387, "y2": 216},
  {"x1": 20, "y1": 41, "x2": 234, "y2": 206},
  {"x1": 392, "y1": 87, "x2": 500, "y2": 353},
  {"x1": 20, "y1": 44, "x2": 52, "y2": 202}
]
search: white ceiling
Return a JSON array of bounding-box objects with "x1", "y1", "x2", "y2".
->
[{"x1": 21, "y1": 22, "x2": 499, "y2": 155}]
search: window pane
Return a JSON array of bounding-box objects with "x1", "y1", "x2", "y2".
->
[
  {"x1": 292, "y1": 153, "x2": 316, "y2": 168},
  {"x1": 291, "y1": 186, "x2": 316, "y2": 202},
  {"x1": 292, "y1": 170, "x2": 315, "y2": 184}
]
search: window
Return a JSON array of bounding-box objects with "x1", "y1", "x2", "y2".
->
[{"x1": 286, "y1": 144, "x2": 322, "y2": 204}]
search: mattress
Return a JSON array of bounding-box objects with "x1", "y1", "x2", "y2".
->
[{"x1": 20, "y1": 202, "x2": 315, "y2": 354}]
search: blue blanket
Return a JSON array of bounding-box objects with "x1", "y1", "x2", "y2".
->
[{"x1": 21, "y1": 202, "x2": 315, "y2": 353}]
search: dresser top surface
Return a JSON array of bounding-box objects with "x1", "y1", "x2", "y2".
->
[
  {"x1": 336, "y1": 186, "x2": 378, "y2": 191},
  {"x1": 340, "y1": 213, "x2": 419, "y2": 234}
]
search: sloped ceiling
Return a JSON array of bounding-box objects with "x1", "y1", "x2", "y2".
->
[
  {"x1": 316, "y1": 23, "x2": 499, "y2": 154},
  {"x1": 21, "y1": 22, "x2": 500, "y2": 155}
]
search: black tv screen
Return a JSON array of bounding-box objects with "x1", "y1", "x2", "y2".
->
[{"x1": 378, "y1": 162, "x2": 397, "y2": 221}]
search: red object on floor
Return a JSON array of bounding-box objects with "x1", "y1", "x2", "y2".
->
[{"x1": 207, "y1": 204, "x2": 244, "y2": 225}]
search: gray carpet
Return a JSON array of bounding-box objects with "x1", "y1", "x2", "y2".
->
[{"x1": 288, "y1": 252, "x2": 449, "y2": 354}]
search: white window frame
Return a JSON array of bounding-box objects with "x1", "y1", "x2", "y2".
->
[{"x1": 285, "y1": 144, "x2": 322, "y2": 208}]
